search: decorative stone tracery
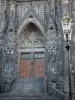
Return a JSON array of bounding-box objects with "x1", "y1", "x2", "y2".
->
[
  {"x1": 3, "y1": 0, "x2": 58, "y2": 81},
  {"x1": 46, "y1": 16, "x2": 57, "y2": 79},
  {"x1": 16, "y1": 0, "x2": 56, "y2": 28},
  {"x1": 1, "y1": 0, "x2": 64, "y2": 93},
  {"x1": 3, "y1": 2, "x2": 16, "y2": 81},
  {"x1": 19, "y1": 23, "x2": 45, "y2": 49}
]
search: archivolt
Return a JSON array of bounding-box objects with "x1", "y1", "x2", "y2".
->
[{"x1": 17, "y1": 18, "x2": 45, "y2": 40}]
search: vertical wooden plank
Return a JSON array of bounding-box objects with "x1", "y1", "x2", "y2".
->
[
  {"x1": 20, "y1": 59, "x2": 31, "y2": 78},
  {"x1": 20, "y1": 53, "x2": 45, "y2": 78},
  {"x1": 34, "y1": 58, "x2": 45, "y2": 77}
]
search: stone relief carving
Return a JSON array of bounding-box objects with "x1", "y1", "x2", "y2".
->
[
  {"x1": 38, "y1": 4, "x2": 44, "y2": 20},
  {"x1": 16, "y1": 0, "x2": 56, "y2": 33},
  {"x1": 46, "y1": 17, "x2": 57, "y2": 75},
  {"x1": 46, "y1": 30, "x2": 56, "y2": 49},
  {"x1": 50, "y1": 0, "x2": 55, "y2": 16},
  {"x1": 20, "y1": 27, "x2": 44, "y2": 48},
  {"x1": 47, "y1": 49, "x2": 57, "y2": 75},
  {"x1": 16, "y1": 1, "x2": 53, "y2": 27},
  {"x1": 6, "y1": 32, "x2": 15, "y2": 49},
  {"x1": 3, "y1": 63, "x2": 14, "y2": 80},
  {"x1": 48, "y1": 50, "x2": 56, "y2": 63},
  {"x1": 3, "y1": 2, "x2": 16, "y2": 80},
  {"x1": 4, "y1": 2, "x2": 16, "y2": 51},
  {"x1": 45, "y1": 0, "x2": 55, "y2": 16},
  {"x1": 46, "y1": 19, "x2": 56, "y2": 49}
]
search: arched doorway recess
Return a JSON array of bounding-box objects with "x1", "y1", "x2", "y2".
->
[{"x1": 18, "y1": 22, "x2": 45, "y2": 78}]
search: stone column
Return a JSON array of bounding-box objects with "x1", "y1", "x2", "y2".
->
[
  {"x1": 3, "y1": 1, "x2": 16, "y2": 92},
  {"x1": 45, "y1": 15, "x2": 57, "y2": 87}
]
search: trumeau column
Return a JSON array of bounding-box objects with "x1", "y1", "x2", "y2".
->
[{"x1": 61, "y1": 0, "x2": 69, "y2": 100}]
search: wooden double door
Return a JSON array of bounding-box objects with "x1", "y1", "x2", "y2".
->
[{"x1": 20, "y1": 52, "x2": 45, "y2": 78}]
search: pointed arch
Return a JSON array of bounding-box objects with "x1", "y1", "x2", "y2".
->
[{"x1": 17, "y1": 17, "x2": 45, "y2": 40}]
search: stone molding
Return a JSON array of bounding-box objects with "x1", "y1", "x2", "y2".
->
[{"x1": 17, "y1": 17, "x2": 45, "y2": 39}]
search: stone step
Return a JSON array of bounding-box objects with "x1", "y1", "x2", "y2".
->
[
  {"x1": 0, "y1": 93, "x2": 57, "y2": 100},
  {"x1": 0, "y1": 97, "x2": 55, "y2": 100},
  {"x1": 0, "y1": 78, "x2": 60, "y2": 100},
  {"x1": 0, "y1": 92, "x2": 49, "y2": 97},
  {"x1": 9, "y1": 78, "x2": 46, "y2": 94}
]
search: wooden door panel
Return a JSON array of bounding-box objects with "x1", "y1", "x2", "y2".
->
[
  {"x1": 20, "y1": 53, "x2": 45, "y2": 78},
  {"x1": 39, "y1": 59, "x2": 45, "y2": 71},
  {"x1": 34, "y1": 59, "x2": 45, "y2": 77},
  {"x1": 26, "y1": 72, "x2": 30, "y2": 77},
  {"x1": 34, "y1": 71, "x2": 39, "y2": 77},
  {"x1": 39, "y1": 71, "x2": 45, "y2": 77},
  {"x1": 26, "y1": 65, "x2": 30, "y2": 71},
  {"x1": 34, "y1": 59, "x2": 39, "y2": 71},
  {"x1": 20, "y1": 72, "x2": 26, "y2": 78},
  {"x1": 20, "y1": 66, "x2": 25, "y2": 71},
  {"x1": 20, "y1": 59, "x2": 30, "y2": 78},
  {"x1": 20, "y1": 59, "x2": 25, "y2": 65}
]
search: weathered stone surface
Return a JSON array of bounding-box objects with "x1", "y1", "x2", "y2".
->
[
  {"x1": 0, "y1": 0, "x2": 75, "y2": 100},
  {"x1": 0, "y1": 0, "x2": 63, "y2": 93}
]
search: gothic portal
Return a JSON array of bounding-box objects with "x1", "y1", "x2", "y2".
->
[
  {"x1": 18, "y1": 23, "x2": 45, "y2": 78},
  {"x1": 0, "y1": 0, "x2": 65, "y2": 99}
]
